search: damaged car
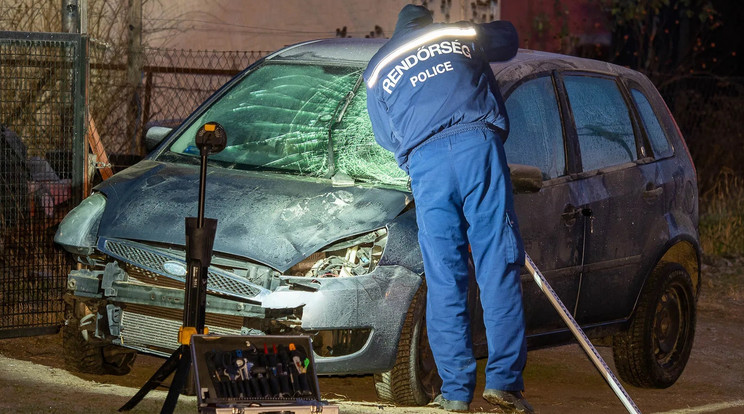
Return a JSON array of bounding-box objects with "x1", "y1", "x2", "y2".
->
[{"x1": 55, "y1": 38, "x2": 700, "y2": 405}]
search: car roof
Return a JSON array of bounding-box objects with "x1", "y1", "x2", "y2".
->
[
  {"x1": 267, "y1": 37, "x2": 650, "y2": 91},
  {"x1": 490, "y1": 48, "x2": 647, "y2": 92},
  {"x1": 267, "y1": 38, "x2": 388, "y2": 65}
]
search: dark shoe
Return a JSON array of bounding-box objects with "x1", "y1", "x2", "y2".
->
[
  {"x1": 482, "y1": 389, "x2": 534, "y2": 414},
  {"x1": 429, "y1": 394, "x2": 470, "y2": 412}
]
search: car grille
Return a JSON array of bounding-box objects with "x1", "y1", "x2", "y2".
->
[
  {"x1": 99, "y1": 237, "x2": 270, "y2": 301},
  {"x1": 121, "y1": 304, "x2": 243, "y2": 356}
]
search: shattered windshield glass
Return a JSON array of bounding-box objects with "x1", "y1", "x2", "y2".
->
[{"x1": 167, "y1": 62, "x2": 407, "y2": 187}]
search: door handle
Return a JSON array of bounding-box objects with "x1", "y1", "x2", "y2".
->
[
  {"x1": 561, "y1": 205, "x2": 582, "y2": 226},
  {"x1": 643, "y1": 184, "x2": 664, "y2": 201}
]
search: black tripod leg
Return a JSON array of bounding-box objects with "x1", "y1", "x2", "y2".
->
[
  {"x1": 118, "y1": 347, "x2": 182, "y2": 412},
  {"x1": 161, "y1": 345, "x2": 192, "y2": 414}
]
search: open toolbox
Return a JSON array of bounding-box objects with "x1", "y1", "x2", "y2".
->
[{"x1": 190, "y1": 334, "x2": 339, "y2": 414}]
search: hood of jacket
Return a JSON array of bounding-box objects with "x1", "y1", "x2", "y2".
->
[{"x1": 393, "y1": 4, "x2": 433, "y2": 36}]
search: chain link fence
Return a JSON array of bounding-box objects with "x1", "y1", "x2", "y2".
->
[
  {"x1": 0, "y1": 32, "x2": 86, "y2": 338},
  {"x1": 0, "y1": 43, "x2": 267, "y2": 338},
  {"x1": 89, "y1": 48, "x2": 268, "y2": 169}
]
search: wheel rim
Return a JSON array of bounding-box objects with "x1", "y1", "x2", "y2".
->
[{"x1": 652, "y1": 280, "x2": 691, "y2": 367}]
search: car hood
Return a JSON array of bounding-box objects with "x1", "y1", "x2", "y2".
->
[{"x1": 95, "y1": 160, "x2": 410, "y2": 272}]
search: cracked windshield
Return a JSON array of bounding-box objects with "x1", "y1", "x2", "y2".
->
[{"x1": 168, "y1": 62, "x2": 407, "y2": 187}]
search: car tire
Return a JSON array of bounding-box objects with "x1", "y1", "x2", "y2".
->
[
  {"x1": 62, "y1": 299, "x2": 137, "y2": 376},
  {"x1": 374, "y1": 281, "x2": 441, "y2": 405},
  {"x1": 612, "y1": 263, "x2": 696, "y2": 388}
]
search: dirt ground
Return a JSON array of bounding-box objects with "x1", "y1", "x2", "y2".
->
[{"x1": 1, "y1": 255, "x2": 742, "y2": 414}]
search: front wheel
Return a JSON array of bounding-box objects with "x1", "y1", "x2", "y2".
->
[
  {"x1": 612, "y1": 263, "x2": 697, "y2": 388},
  {"x1": 62, "y1": 299, "x2": 137, "y2": 376},
  {"x1": 374, "y1": 281, "x2": 441, "y2": 405}
]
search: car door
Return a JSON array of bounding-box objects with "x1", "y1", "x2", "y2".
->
[
  {"x1": 559, "y1": 73, "x2": 656, "y2": 325},
  {"x1": 498, "y1": 74, "x2": 586, "y2": 336}
]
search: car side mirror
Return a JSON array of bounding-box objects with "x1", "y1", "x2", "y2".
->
[
  {"x1": 145, "y1": 126, "x2": 173, "y2": 152},
  {"x1": 509, "y1": 163, "x2": 543, "y2": 193}
]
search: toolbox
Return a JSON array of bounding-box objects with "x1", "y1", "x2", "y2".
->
[{"x1": 189, "y1": 334, "x2": 339, "y2": 414}]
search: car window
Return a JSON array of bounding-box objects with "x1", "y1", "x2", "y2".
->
[
  {"x1": 564, "y1": 75, "x2": 637, "y2": 171},
  {"x1": 504, "y1": 76, "x2": 565, "y2": 179},
  {"x1": 167, "y1": 62, "x2": 405, "y2": 186},
  {"x1": 631, "y1": 88, "x2": 672, "y2": 158}
]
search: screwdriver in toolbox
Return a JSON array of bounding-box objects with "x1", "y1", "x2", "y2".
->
[{"x1": 289, "y1": 343, "x2": 312, "y2": 396}]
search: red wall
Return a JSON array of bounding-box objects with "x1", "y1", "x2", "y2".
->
[{"x1": 501, "y1": 0, "x2": 610, "y2": 55}]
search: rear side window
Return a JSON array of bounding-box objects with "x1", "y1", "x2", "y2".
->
[
  {"x1": 631, "y1": 89, "x2": 672, "y2": 158},
  {"x1": 504, "y1": 76, "x2": 565, "y2": 179},
  {"x1": 564, "y1": 76, "x2": 637, "y2": 171}
]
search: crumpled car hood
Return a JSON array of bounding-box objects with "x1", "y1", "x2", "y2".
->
[{"x1": 95, "y1": 160, "x2": 410, "y2": 272}]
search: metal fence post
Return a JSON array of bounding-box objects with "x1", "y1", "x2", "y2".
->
[{"x1": 73, "y1": 34, "x2": 88, "y2": 200}]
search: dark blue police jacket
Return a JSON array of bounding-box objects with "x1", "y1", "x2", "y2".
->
[{"x1": 364, "y1": 6, "x2": 518, "y2": 173}]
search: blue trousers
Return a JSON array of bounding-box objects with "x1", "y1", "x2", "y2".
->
[{"x1": 407, "y1": 125, "x2": 527, "y2": 403}]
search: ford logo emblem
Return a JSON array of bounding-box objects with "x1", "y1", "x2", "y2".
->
[{"x1": 163, "y1": 260, "x2": 187, "y2": 277}]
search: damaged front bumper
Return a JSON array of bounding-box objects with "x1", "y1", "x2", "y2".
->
[{"x1": 66, "y1": 258, "x2": 422, "y2": 375}]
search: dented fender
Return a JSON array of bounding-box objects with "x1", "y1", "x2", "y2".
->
[{"x1": 261, "y1": 266, "x2": 422, "y2": 374}]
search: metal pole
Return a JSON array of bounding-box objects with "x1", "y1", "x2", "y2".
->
[
  {"x1": 127, "y1": 0, "x2": 143, "y2": 154},
  {"x1": 73, "y1": 35, "x2": 88, "y2": 203},
  {"x1": 61, "y1": 0, "x2": 80, "y2": 34},
  {"x1": 61, "y1": 0, "x2": 86, "y2": 200},
  {"x1": 197, "y1": 151, "x2": 207, "y2": 228},
  {"x1": 79, "y1": 0, "x2": 88, "y2": 34},
  {"x1": 126, "y1": 0, "x2": 143, "y2": 88},
  {"x1": 524, "y1": 253, "x2": 642, "y2": 414}
]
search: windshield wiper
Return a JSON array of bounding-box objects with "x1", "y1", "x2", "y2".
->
[{"x1": 326, "y1": 73, "x2": 364, "y2": 178}]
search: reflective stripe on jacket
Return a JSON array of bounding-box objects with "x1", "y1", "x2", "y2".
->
[{"x1": 364, "y1": 19, "x2": 518, "y2": 173}]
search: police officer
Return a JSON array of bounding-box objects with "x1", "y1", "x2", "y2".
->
[{"x1": 364, "y1": 4, "x2": 532, "y2": 413}]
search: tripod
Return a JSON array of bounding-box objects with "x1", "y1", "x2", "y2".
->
[{"x1": 120, "y1": 122, "x2": 227, "y2": 414}]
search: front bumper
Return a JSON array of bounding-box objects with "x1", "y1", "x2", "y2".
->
[{"x1": 66, "y1": 262, "x2": 422, "y2": 375}]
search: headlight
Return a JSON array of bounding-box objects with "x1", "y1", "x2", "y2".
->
[
  {"x1": 54, "y1": 192, "x2": 106, "y2": 256},
  {"x1": 287, "y1": 228, "x2": 387, "y2": 277}
]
